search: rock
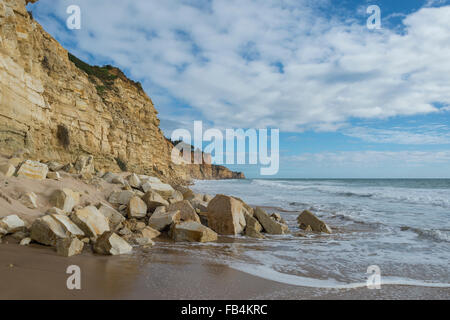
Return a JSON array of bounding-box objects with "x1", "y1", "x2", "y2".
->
[
  {"x1": 203, "y1": 194, "x2": 213, "y2": 203},
  {"x1": 0, "y1": 215, "x2": 26, "y2": 234},
  {"x1": 206, "y1": 195, "x2": 247, "y2": 235},
  {"x1": 153, "y1": 206, "x2": 166, "y2": 215},
  {"x1": 190, "y1": 199, "x2": 209, "y2": 213},
  {"x1": 20, "y1": 237, "x2": 32, "y2": 246},
  {"x1": 148, "y1": 210, "x2": 181, "y2": 231},
  {"x1": 47, "y1": 161, "x2": 64, "y2": 172},
  {"x1": 108, "y1": 190, "x2": 135, "y2": 205},
  {"x1": 297, "y1": 210, "x2": 332, "y2": 234},
  {"x1": 56, "y1": 237, "x2": 84, "y2": 257},
  {"x1": 254, "y1": 207, "x2": 289, "y2": 235},
  {"x1": 245, "y1": 227, "x2": 265, "y2": 239},
  {"x1": 244, "y1": 212, "x2": 263, "y2": 233},
  {"x1": 127, "y1": 173, "x2": 141, "y2": 188},
  {"x1": 93, "y1": 232, "x2": 133, "y2": 255},
  {"x1": 8, "y1": 158, "x2": 23, "y2": 168},
  {"x1": 128, "y1": 196, "x2": 148, "y2": 219},
  {"x1": 182, "y1": 189, "x2": 196, "y2": 201},
  {"x1": 170, "y1": 221, "x2": 218, "y2": 243},
  {"x1": 244, "y1": 212, "x2": 264, "y2": 238},
  {"x1": 142, "y1": 190, "x2": 169, "y2": 211},
  {"x1": 233, "y1": 197, "x2": 254, "y2": 215},
  {"x1": 170, "y1": 190, "x2": 184, "y2": 202},
  {"x1": 132, "y1": 237, "x2": 155, "y2": 246},
  {"x1": 112, "y1": 176, "x2": 126, "y2": 185},
  {"x1": 16, "y1": 160, "x2": 48, "y2": 180},
  {"x1": 98, "y1": 204, "x2": 125, "y2": 231},
  {"x1": 74, "y1": 155, "x2": 95, "y2": 174},
  {"x1": 198, "y1": 212, "x2": 209, "y2": 226},
  {"x1": 51, "y1": 189, "x2": 80, "y2": 213},
  {"x1": 51, "y1": 214, "x2": 85, "y2": 238},
  {"x1": 102, "y1": 172, "x2": 118, "y2": 183},
  {"x1": 141, "y1": 181, "x2": 174, "y2": 199},
  {"x1": 46, "y1": 207, "x2": 67, "y2": 215},
  {"x1": 70, "y1": 206, "x2": 110, "y2": 239},
  {"x1": 12, "y1": 231, "x2": 29, "y2": 240},
  {"x1": 167, "y1": 200, "x2": 201, "y2": 223},
  {"x1": 138, "y1": 226, "x2": 160, "y2": 240},
  {"x1": 19, "y1": 192, "x2": 38, "y2": 209},
  {"x1": 30, "y1": 215, "x2": 68, "y2": 246},
  {"x1": 0, "y1": 163, "x2": 16, "y2": 177},
  {"x1": 47, "y1": 171, "x2": 61, "y2": 180}
]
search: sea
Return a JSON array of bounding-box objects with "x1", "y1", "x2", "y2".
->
[{"x1": 172, "y1": 179, "x2": 450, "y2": 291}]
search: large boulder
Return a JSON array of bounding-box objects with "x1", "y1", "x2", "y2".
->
[
  {"x1": 30, "y1": 215, "x2": 68, "y2": 246},
  {"x1": 19, "y1": 192, "x2": 38, "y2": 209},
  {"x1": 93, "y1": 232, "x2": 133, "y2": 255},
  {"x1": 244, "y1": 212, "x2": 264, "y2": 239},
  {"x1": 128, "y1": 196, "x2": 148, "y2": 219},
  {"x1": 51, "y1": 214, "x2": 85, "y2": 238},
  {"x1": 168, "y1": 200, "x2": 201, "y2": 223},
  {"x1": 0, "y1": 163, "x2": 16, "y2": 177},
  {"x1": 190, "y1": 199, "x2": 209, "y2": 213},
  {"x1": 206, "y1": 195, "x2": 247, "y2": 235},
  {"x1": 70, "y1": 206, "x2": 110, "y2": 239},
  {"x1": 254, "y1": 207, "x2": 289, "y2": 235},
  {"x1": 16, "y1": 160, "x2": 48, "y2": 180},
  {"x1": 127, "y1": 174, "x2": 142, "y2": 189},
  {"x1": 142, "y1": 190, "x2": 169, "y2": 211},
  {"x1": 141, "y1": 181, "x2": 175, "y2": 199},
  {"x1": 170, "y1": 221, "x2": 218, "y2": 243},
  {"x1": 108, "y1": 190, "x2": 135, "y2": 205},
  {"x1": 98, "y1": 204, "x2": 125, "y2": 231},
  {"x1": 148, "y1": 210, "x2": 181, "y2": 231},
  {"x1": 51, "y1": 189, "x2": 80, "y2": 213},
  {"x1": 74, "y1": 155, "x2": 95, "y2": 174},
  {"x1": 297, "y1": 210, "x2": 332, "y2": 234},
  {"x1": 56, "y1": 237, "x2": 84, "y2": 257},
  {"x1": 0, "y1": 215, "x2": 26, "y2": 234}
]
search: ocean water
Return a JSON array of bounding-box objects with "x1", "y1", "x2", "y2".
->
[{"x1": 183, "y1": 179, "x2": 450, "y2": 290}]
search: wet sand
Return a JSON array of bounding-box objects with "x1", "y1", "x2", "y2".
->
[{"x1": 1, "y1": 240, "x2": 448, "y2": 300}]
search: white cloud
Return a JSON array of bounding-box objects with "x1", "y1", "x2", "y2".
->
[
  {"x1": 287, "y1": 150, "x2": 450, "y2": 165},
  {"x1": 32, "y1": 1, "x2": 450, "y2": 132}
]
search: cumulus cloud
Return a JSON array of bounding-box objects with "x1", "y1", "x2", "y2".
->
[{"x1": 31, "y1": 0, "x2": 450, "y2": 132}]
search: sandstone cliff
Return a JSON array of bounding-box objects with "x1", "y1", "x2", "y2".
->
[{"x1": 0, "y1": 0, "x2": 244, "y2": 183}]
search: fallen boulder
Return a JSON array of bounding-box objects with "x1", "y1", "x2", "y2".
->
[
  {"x1": 254, "y1": 207, "x2": 289, "y2": 235},
  {"x1": 47, "y1": 171, "x2": 61, "y2": 180},
  {"x1": 206, "y1": 195, "x2": 246, "y2": 235},
  {"x1": 93, "y1": 232, "x2": 133, "y2": 255},
  {"x1": 56, "y1": 237, "x2": 84, "y2": 257},
  {"x1": 190, "y1": 199, "x2": 209, "y2": 213},
  {"x1": 19, "y1": 192, "x2": 38, "y2": 209},
  {"x1": 141, "y1": 181, "x2": 174, "y2": 199},
  {"x1": 98, "y1": 204, "x2": 125, "y2": 231},
  {"x1": 30, "y1": 215, "x2": 68, "y2": 246},
  {"x1": 128, "y1": 196, "x2": 148, "y2": 219},
  {"x1": 70, "y1": 206, "x2": 110, "y2": 239},
  {"x1": 51, "y1": 189, "x2": 80, "y2": 213},
  {"x1": 16, "y1": 160, "x2": 48, "y2": 180},
  {"x1": 297, "y1": 210, "x2": 332, "y2": 234},
  {"x1": 0, "y1": 215, "x2": 26, "y2": 234},
  {"x1": 170, "y1": 221, "x2": 218, "y2": 243},
  {"x1": 74, "y1": 155, "x2": 95, "y2": 174},
  {"x1": 127, "y1": 174, "x2": 142, "y2": 188},
  {"x1": 51, "y1": 214, "x2": 85, "y2": 238},
  {"x1": 148, "y1": 210, "x2": 181, "y2": 231},
  {"x1": 142, "y1": 190, "x2": 169, "y2": 211},
  {"x1": 108, "y1": 190, "x2": 135, "y2": 205},
  {"x1": 168, "y1": 200, "x2": 201, "y2": 223},
  {"x1": 244, "y1": 212, "x2": 264, "y2": 239}
]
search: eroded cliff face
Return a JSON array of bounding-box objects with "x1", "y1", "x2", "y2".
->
[{"x1": 0, "y1": 0, "x2": 244, "y2": 183}]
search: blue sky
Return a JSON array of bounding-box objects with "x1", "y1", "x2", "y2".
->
[{"x1": 28, "y1": 0, "x2": 450, "y2": 178}]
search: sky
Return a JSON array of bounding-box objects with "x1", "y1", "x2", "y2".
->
[{"x1": 27, "y1": 0, "x2": 450, "y2": 178}]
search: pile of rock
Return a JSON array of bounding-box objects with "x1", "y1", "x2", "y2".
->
[{"x1": 1, "y1": 154, "x2": 334, "y2": 259}]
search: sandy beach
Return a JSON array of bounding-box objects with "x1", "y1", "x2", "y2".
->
[{"x1": 1, "y1": 237, "x2": 448, "y2": 300}]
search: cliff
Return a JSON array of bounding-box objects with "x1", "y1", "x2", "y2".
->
[{"x1": 0, "y1": 0, "x2": 244, "y2": 183}]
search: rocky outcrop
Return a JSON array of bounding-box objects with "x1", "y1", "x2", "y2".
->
[
  {"x1": 170, "y1": 221, "x2": 218, "y2": 243},
  {"x1": 254, "y1": 207, "x2": 289, "y2": 235},
  {"x1": 0, "y1": 0, "x2": 244, "y2": 183},
  {"x1": 206, "y1": 195, "x2": 247, "y2": 235},
  {"x1": 297, "y1": 210, "x2": 332, "y2": 234}
]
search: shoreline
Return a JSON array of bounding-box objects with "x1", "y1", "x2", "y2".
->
[{"x1": 1, "y1": 237, "x2": 448, "y2": 300}]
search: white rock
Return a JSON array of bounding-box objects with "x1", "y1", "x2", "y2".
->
[
  {"x1": 128, "y1": 196, "x2": 147, "y2": 219},
  {"x1": 108, "y1": 190, "x2": 135, "y2": 205},
  {"x1": 16, "y1": 160, "x2": 48, "y2": 180},
  {"x1": 93, "y1": 232, "x2": 133, "y2": 255},
  {"x1": 0, "y1": 215, "x2": 26, "y2": 234},
  {"x1": 51, "y1": 189, "x2": 80, "y2": 213},
  {"x1": 19, "y1": 192, "x2": 38, "y2": 209},
  {"x1": 70, "y1": 206, "x2": 110, "y2": 239},
  {"x1": 148, "y1": 210, "x2": 181, "y2": 231},
  {"x1": 127, "y1": 173, "x2": 141, "y2": 188}
]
